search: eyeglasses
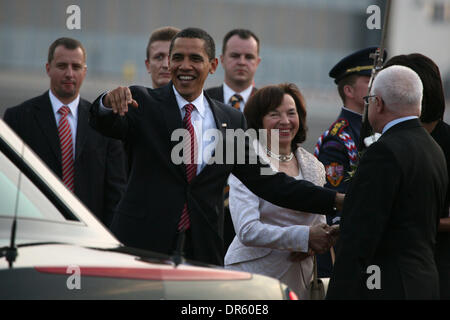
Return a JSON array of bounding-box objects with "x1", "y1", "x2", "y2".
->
[{"x1": 363, "y1": 95, "x2": 377, "y2": 104}]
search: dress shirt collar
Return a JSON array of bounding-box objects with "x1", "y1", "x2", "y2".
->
[
  {"x1": 381, "y1": 116, "x2": 418, "y2": 135},
  {"x1": 223, "y1": 82, "x2": 254, "y2": 107},
  {"x1": 49, "y1": 90, "x2": 79, "y2": 120},
  {"x1": 173, "y1": 85, "x2": 207, "y2": 119}
]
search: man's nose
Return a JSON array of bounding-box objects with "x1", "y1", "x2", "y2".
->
[
  {"x1": 162, "y1": 56, "x2": 169, "y2": 68},
  {"x1": 65, "y1": 66, "x2": 74, "y2": 77},
  {"x1": 179, "y1": 58, "x2": 192, "y2": 70}
]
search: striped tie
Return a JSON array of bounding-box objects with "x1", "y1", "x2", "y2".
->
[
  {"x1": 178, "y1": 103, "x2": 197, "y2": 231},
  {"x1": 58, "y1": 106, "x2": 74, "y2": 192},
  {"x1": 229, "y1": 93, "x2": 243, "y2": 110}
]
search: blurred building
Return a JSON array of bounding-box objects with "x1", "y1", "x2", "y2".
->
[
  {"x1": 0, "y1": 0, "x2": 382, "y2": 90},
  {"x1": 388, "y1": 0, "x2": 450, "y2": 100}
]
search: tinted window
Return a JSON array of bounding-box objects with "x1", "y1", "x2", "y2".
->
[{"x1": 0, "y1": 152, "x2": 66, "y2": 222}]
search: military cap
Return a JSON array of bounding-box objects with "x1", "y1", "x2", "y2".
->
[{"x1": 329, "y1": 46, "x2": 387, "y2": 84}]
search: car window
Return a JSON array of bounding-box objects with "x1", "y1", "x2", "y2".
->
[{"x1": 0, "y1": 151, "x2": 66, "y2": 222}]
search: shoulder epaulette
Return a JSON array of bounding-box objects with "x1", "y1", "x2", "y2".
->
[
  {"x1": 328, "y1": 118, "x2": 349, "y2": 137},
  {"x1": 314, "y1": 118, "x2": 357, "y2": 166}
]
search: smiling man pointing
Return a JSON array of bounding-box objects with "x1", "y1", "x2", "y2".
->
[{"x1": 89, "y1": 28, "x2": 343, "y2": 266}]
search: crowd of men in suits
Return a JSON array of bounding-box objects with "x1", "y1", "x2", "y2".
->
[{"x1": 3, "y1": 26, "x2": 449, "y2": 299}]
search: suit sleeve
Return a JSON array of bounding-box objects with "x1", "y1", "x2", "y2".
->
[
  {"x1": 326, "y1": 143, "x2": 401, "y2": 299},
  {"x1": 102, "y1": 138, "x2": 127, "y2": 227},
  {"x1": 3, "y1": 108, "x2": 20, "y2": 134},
  {"x1": 229, "y1": 174, "x2": 310, "y2": 252},
  {"x1": 89, "y1": 92, "x2": 132, "y2": 141},
  {"x1": 231, "y1": 114, "x2": 337, "y2": 217}
]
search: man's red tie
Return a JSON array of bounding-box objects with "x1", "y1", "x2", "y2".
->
[
  {"x1": 58, "y1": 106, "x2": 74, "y2": 192},
  {"x1": 178, "y1": 103, "x2": 197, "y2": 231}
]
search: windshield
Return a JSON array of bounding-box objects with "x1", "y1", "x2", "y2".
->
[{"x1": 0, "y1": 150, "x2": 67, "y2": 222}]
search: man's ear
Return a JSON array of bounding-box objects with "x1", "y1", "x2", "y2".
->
[
  {"x1": 376, "y1": 96, "x2": 384, "y2": 114},
  {"x1": 343, "y1": 84, "x2": 354, "y2": 99},
  {"x1": 45, "y1": 63, "x2": 50, "y2": 76},
  {"x1": 209, "y1": 57, "x2": 218, "y2": 74},
  {"x1": 145, "y1": 59, "x2": 151, "y2": 74}
]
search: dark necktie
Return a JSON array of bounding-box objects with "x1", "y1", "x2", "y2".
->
[
  {"x1": 229, "y1": 93, "x2": 243, "y2": 110},
  {"x1": 57, "y1": 106, "x2": 74, "y2": 192},
  {"x1": 178, "y1": 103, "x2": 197, "y2": 231}
]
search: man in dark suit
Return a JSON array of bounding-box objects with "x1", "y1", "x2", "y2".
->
[
  {"x1": 384, "y1": 53, "x2": 450, "y2": 299},
  {"x1": 3, "y1": 37, "x2": 126, "y2": 227},
  {"x1": 206, "y1": 29, "x2": 261, "y2": 251},
  {"x1": 89, "y1": 28, "x2": 342, "y2": 266},
  {"x1": 205, "y1": 29, "x2": 260, "y2": 108},
  {"x1": 326, "y1": 65, "x2": 448, "y2": 299}
]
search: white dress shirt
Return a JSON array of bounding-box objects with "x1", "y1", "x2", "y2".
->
[
  {"x1": 173, "y1": 86, "x2": 217, "y2": 174},
  {"x1": 223, "y1": 82, "x2": 254, "y2": 112},
  {"x1": 49, "y1": 90, "x2": 79, "y2": 158}
]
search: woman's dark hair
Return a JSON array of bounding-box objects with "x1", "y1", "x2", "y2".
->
[
  {"x1": 244, "y1": 83, "x2": 308, "y2": 151},
  {"x1": 384, "y1": 53, "x2": 445, "y2": 122}
]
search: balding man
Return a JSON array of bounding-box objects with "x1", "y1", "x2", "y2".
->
[{"x1": 326, "y1": 65, "x2": 448, "y2": 300}]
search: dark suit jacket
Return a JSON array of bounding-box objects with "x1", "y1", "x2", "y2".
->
[
  {"x1": 205, "y1": 85, "x2": 257, "y2": 104},
  {"x1": 326, "y1": 119, "x2": 448, "y2": 299},
  {"x1": 89, "y1": 83, "x2": 337, "y2": 266},
  {"x1": 3, "y1": 91, "x2": 127, "y2": 226},
  {"x1": 205, "y1": 84, "x2": 257, "y2": 253}
]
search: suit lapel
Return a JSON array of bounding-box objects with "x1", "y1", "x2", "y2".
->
[
  {"x1": 218, "y1": 85, "x2": 224, "y2": 103},
  {"x1": 75, "y1": 99, "x2": 89, "y2": 163},
  {"x1": 159, "y1": 83, "x2": 186, "y2": 179},
  {"x1": 33, "y1": 91, "x2": 61, "y2": 162}
]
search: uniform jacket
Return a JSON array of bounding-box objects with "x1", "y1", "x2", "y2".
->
[
  {"x1": 3, "y1": 91, "x2": 127, "y2": 226},
  {"x1": 315, "y1": 108, "x2": 362, "y2": 196},
  {"x1": 89, "y1": 83, "x2": 337, "y2": 266},
  {"x1": 326, "y1": 119, "x2": 448, "y2": 299}
]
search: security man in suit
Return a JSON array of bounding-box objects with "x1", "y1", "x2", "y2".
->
[
  {"x1": 3, "y1": 37, "x2": 127, "y2": 227},
  {"x1": 314, "y1": 47, "x2": 386, "y2": 277},
  {"x1": 206, "y1": 29, "x2": 261, "y2": 252},
  {"x1": 205, "y1": 29, "x2": 260, "y2": 109}
]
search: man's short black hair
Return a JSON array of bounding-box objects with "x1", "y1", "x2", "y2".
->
[
  {"x1": 222, "y1": 29, "x2": 260, "y2": 55},
  {"x1": 169, "y1": 27, "x2": 216, "y2": 61},
  {"x1": 48, "y1": 37, "x2": 86, "y2": 64}
]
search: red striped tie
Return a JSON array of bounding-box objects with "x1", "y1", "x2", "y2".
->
[
  {"x1": 58, "y1": 106, "x2": 74, "y2": 192},
  {"x1": 178, "y1": 103, "x2": 197, "y2": 231}
]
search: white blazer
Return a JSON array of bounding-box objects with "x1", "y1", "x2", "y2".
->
[{"x1": 224, "y1": 147, "x2": 326, "y2": 293}]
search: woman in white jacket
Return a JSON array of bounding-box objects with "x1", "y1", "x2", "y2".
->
[{"x1": 224, "y1": 83, "x2": 335, "y2": 299}]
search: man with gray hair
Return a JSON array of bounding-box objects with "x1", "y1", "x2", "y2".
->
[{"x1": 326, "y1": 65, "x2": 448, "y2": 299}]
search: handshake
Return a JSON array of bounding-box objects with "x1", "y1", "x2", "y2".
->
[{"x1": 290, "y1": 223, "x2": 339, "y2": 262}]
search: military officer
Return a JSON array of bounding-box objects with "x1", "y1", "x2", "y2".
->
[{"x1": 314, "y1": 47, "x2": 387, "y2": 277}]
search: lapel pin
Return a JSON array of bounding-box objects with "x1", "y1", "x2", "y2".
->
[{"x1": 222, "y1": 123, "x2": 227, "y2": 128}]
